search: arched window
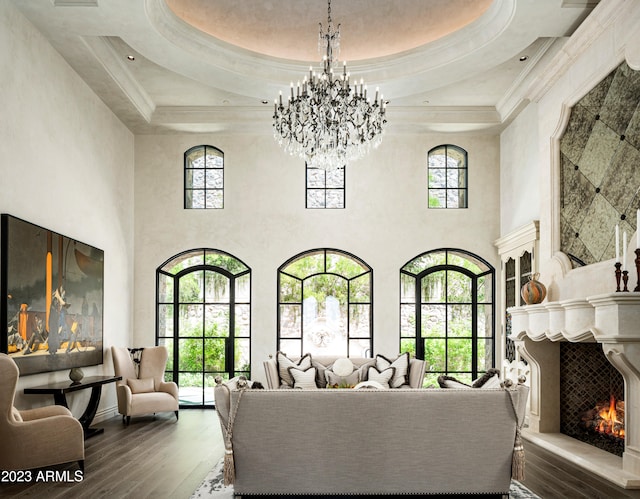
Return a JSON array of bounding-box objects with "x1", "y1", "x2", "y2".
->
[
  {"x1": 306, "y1": 164, "x2": 346, "y2": 209},
  {"x1": 184, "y1": 145, "x2": 224, "y2": 209},
  {"x1": 157, "y1": 249, "x2": 250, "y2": 407},
  {"x1": 277, "y1": 248, "x2": 372, "y2": 357},
  {"x1": 428, "y1": 144, "x2": 468, "y2": 208},
  {"x1": 400, "y1": 249, "x2": 494, "y2": 387}
]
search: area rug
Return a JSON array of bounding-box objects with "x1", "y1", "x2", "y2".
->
[{"x1": 190, "y1": 459, "x2": 541, "y2": 498}]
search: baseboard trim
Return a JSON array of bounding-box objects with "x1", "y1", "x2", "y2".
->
[{"x1": 93, "y1": 405, "x2": 118, "y2": 424}]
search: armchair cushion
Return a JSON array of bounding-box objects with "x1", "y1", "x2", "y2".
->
[{"x1": 127, "y1": 377, "x2": 155, "y2": 394}]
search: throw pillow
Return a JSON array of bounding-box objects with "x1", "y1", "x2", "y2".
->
[
  {"x1": 437, "y1": 375, "x2": 472, "y2": 389},
  {"x1": 127, "y1": 377, "x2": 155, "y2": 393},
  {"x1": 325, "y1": 368, "x2": 360, "y2": 388},
  {"x1": 288, "y1": 366, "x2": 318, "y2": 389},
  {"x1": 365, "y1": 366, "x2": 395, "y2": 389},
  {"x1": 472, "y1": 368, "x2": 502, "y2": 389},
  {"x1": 375, "y1": 352, "x2": 410, "y2": 388},
  {"x1": 311, "y1": 359, "x2": 329, "y2": 388},
  {"x1": 332, "y1": 357, "x2": 355, "y2": 377},
  {"x1": 277, "y1": 351, "x2": 312, "y2": 387}
]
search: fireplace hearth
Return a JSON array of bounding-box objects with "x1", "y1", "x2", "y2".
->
[{"x1": 509, "y1": 293, "x2": 640, "y2": 489}]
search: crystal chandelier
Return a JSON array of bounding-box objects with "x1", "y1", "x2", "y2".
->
[{"x1": 273, "y1": 0, "x2": 387, "y2": 171}]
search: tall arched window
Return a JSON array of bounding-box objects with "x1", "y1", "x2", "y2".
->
[
  {"x1": 184, "y1": 145, "x2": 224, "y2": 209},
  {"x1": 400, "y1": 249, "x2": 494, "y2": 387},
  {"x1": 277, "y1": 248, "x2": 372, "y2": 357},
  {"x1": 428, "y1": 144, "x2": 468, "y2": 208},
  {"x1": 157, "y1": 249, "x2": 250, "y2": 407}
]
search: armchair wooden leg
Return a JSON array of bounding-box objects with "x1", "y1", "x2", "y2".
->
[
  {"x1": 175, "y1": 410, "x2": 179, "y2": 421},
  {"x1": 78, "y1": 460, "x2": 84, "y2": 473},
  {"x1": 125, "y1": 416, "x2": 131, "y2": 426}
]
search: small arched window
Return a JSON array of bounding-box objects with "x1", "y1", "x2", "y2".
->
[
  {"x1": 184, "y1": 145, "x2": 224, "y2": 209},
  {"x1": 428, "y1": 145, "x2": 468, "y2": 208},
  {"x1": 277, "y1": 248, "x2": 372, "y2": 358}
]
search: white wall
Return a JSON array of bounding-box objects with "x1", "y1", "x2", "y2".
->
[
  {"x1": 134, "y1": 131, "x2": 501, "y2": 383},
  {"x1": 0, "y1": 2, "x2": 134, "y2": 419},
  {"x1": 499, "y1": 103, "x2": 540, "y2": 235},
  {"x1": 499, "y1": 0, "x2": 640, "y2": 301}
]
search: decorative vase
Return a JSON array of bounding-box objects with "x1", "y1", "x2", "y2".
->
[
  {"x1": 69, "y1": 367, "x2": 84, "y2": 383},
  {"x1": 521, "y1": 273, "x2": 547, "y2": 305}
]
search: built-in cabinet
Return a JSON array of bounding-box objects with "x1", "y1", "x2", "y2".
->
[{"x1": 495, "y1": 221, "x2": 539, "y2": 379}]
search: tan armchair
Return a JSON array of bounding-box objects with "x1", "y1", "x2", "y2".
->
[
  {"x1": 0, "y1": 353, "x2": 84, "y2": 471},
  {"x1": 111, "y1": 346, "x2": 179, "y2": 425}
]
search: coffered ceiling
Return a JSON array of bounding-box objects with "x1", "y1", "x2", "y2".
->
[{"x1": 11, "y1": 0, "x2": 599, "y2": 134}]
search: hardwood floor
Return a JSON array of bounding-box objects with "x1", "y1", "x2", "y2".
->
[
  {"x1": 2, "y1": 409, "x2": 640, "y2": 498},
  {"x1": 1, "y1": 410, "x2": 224, "y2": 499},
  {"x1": 520, "y1": 439, "x2": 640, "y2": 499}
]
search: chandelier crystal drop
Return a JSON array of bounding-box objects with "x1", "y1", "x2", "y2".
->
[{"x1": 273, "y1": 0, "x2": 387, "y2": 171}]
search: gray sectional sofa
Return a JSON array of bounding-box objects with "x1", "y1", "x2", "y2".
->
[{"x1": 214, "y1": 379, "x2": 528, "y2": 497}]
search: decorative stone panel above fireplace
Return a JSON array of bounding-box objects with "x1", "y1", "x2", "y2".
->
[{"x1": 560, "y1": 61, "x2": 640, "y2": 267}]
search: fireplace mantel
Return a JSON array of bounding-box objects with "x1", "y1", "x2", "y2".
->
[{"x1": 509, "y1": 293, "x2": 640, "y2": 488}]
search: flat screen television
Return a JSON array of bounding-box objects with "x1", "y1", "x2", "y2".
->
[{"x1": 1, "y1": 214, "x2": 104, "y2": 375}]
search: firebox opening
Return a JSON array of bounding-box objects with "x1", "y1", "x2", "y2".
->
[{"x1": 560, "y1": 342, "x2": 625, "y2": 457}]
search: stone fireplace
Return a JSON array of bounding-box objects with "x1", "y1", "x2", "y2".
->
[
  {"x1": 560, "y1": 342, "x2": 625, "y2": 456},
  {"x1": 509, "y1": 293, "x2": 640, "y2": 489}
]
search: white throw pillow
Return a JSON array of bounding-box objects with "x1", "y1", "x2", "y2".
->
[
  {"x1": 365, "y1": 366, "x2": 395, "y2": 389},
  {"x1": 332, "y1": 357, "x2": 355, "y2": 377},
  {"x1": 288, "y1": 366, "x2": 318, "y2": 389},
  {"x1": 472, "y1": 368, "x2": 502, "y2": 389},
  {"x1": 375, "y1": 352, "x2": 410, "y2": 388},
  {"x1": 277, "y1": 352, "x2": 312, "y2": 387}
]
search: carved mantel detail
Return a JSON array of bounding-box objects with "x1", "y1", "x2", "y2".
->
[{"x1": 509, "y1": 293, "x2": 640, "y2": 483}]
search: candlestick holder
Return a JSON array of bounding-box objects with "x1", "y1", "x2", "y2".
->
[
  {"x1": 615, "y1": 262, "x2": 622, "y2": 292},
  {"x1": 623, "y1": 270, "x2": 629, "y2": 292},
  {"x1": 635, "y1": 249, "x2": 640, "y2": 292}
]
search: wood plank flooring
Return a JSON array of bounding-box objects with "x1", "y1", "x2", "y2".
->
[
  {"x1": 1, "y1": 410, "x2": 224, "y2": 499},
  {"x1": 520, "y1": 439, "x2": 640, "y2": 499},
  {"x1": 2, "y1": 409, "x2": 640, "y2": 498}
]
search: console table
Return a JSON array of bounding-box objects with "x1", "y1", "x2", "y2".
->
[{"x1": 24, "y1": 375, "x2": 121, "y2": 438}]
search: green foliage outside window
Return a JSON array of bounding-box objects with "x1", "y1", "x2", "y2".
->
[{"x1": 401, "y1": 249, "x2": 494, "y2": 388}]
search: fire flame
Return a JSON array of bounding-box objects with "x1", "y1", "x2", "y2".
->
[{"x1": 596, "y1": 395, "x2": 625, "y2": 438}]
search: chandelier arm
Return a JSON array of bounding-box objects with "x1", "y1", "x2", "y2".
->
[{"x1": 273, "y1": 0, "x2": 386, "y2": 171}]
